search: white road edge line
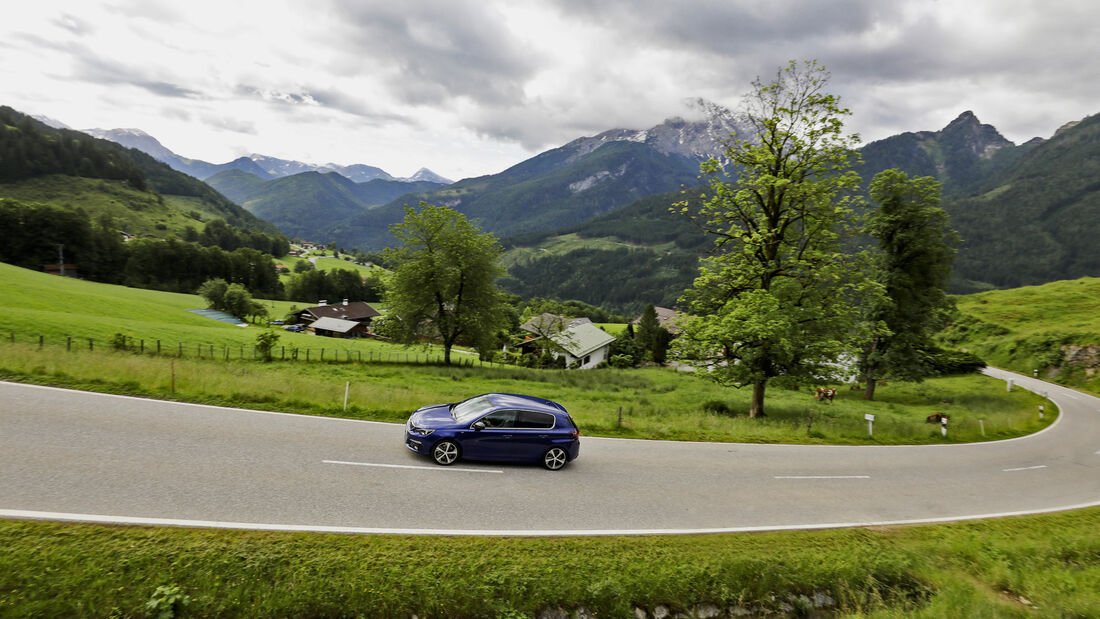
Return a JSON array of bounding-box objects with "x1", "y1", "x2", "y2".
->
[
  {"x1": 1003, "y1": 465, "x2": 1048, "y2": 472},
  {"x1": 323, "y1": 459, "x2": 503, "y2": 474},
  {"x1": 775, "y1": 475, "x2": 870, "y2": 479},
  {"x1": 5, "y1": 501, "x2": 1100, "y2": 536}
]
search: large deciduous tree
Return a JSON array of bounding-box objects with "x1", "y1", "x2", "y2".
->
[
  {"x1": 858, "y1": 169, "x2": 959, "y2": 400},
  {"x1": 675, "y1": 60, "x2": 864, "y2": 417},
  {"x1": 383, "y1": 202, "x2": 509, "y2": 364}
]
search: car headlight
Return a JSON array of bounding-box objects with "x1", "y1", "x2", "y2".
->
[{"x1": 409, "y1": 426, "x2": 434, "y2": 436}]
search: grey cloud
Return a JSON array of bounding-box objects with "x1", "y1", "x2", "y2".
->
[
  {"x1": 320, "y1": 0, "x2": 538, "y2": 106},
  {"x1": 201, "y1": 114, "x2": 257, "y2": 135},
  {"x1": 52, "y1": 13, "x2": 94, "y2": 36},
  {"x1": 74, "y1": 53, "x2": 203, "y2": 98}
]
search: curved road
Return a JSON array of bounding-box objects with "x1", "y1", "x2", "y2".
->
[{"x1": 1, "y1": 369, "x2": 1098, "y2": 535}]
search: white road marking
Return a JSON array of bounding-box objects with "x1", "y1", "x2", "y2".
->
[
  {"x1": 323, "y1": 460, "x2": 503, "y2": 474},
  {"x1": 1061, "y1": 393, "x2": 1081, "y2": 400},
  {"x1": 8, "y1": 499, "x2": 1100, "y2": 536},
  {"x1": 1003, "y1": 465, "x2": 1047, "y2": 472},
  {"x1": 774, "y1": 475, "x2": 870, "y2": 479}
]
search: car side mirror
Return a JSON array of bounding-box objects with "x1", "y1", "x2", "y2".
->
[{"x1": 472, "y1": 421, "x2": 485, "y2": 431}]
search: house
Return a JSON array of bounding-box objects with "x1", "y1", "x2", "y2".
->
[
  {"x1": 631, "y1": 306, "x2": 684, "y2": 334},
  {"x1": 308, "y1": 316, "x2": 370, "y2": 338},
  {"x1": 518, "y1": 314, "x2": 615, "y2": 369},
  {"x1": 293, "y1": 299, "x2": 381, "y2": 329}
]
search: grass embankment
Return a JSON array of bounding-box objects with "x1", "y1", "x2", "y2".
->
[
  {"x1": 3, "y1": 509, "x2": 1098, "y2": 617},
  {"x1": 0, "y1": 260, "x2": 1054, "y2": 443},
  {"x1": 942, "y1": 277, "x2": 1100, "y2": 396}
]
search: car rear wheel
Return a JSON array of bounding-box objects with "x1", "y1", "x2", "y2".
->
[
  {"x1": 543, "y1": 446, "x2": 568, "y2": 470},
  {"x1": 432, "y1": 440, "x2": 460, "y2": 466}
]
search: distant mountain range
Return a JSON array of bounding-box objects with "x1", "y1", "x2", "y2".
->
[
  {"x1": 497, "y1": 109, "x2": 1100, "y2": 310},
  {"x1": 204, "y1": 169, "x2": 445, "y2": 240},
  {"x1": 81, "y1": 127, "x2": 452, "y2": 185}
]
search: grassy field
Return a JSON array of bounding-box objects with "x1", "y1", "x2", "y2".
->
[
  {"x1": 2, "y1": 507, "x2": 1098, "y2": 617},
  {"x1": 500, "y1": 232, "x2": 670, "y2": 269},
  {"x1": 0, "y1": 260, "x2": 1055, "y2": 444},
  {"x1": 942, "y1": 277, "x2": 1100, "y2": 395}
]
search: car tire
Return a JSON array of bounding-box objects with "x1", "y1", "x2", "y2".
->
[
  {"x1": 543, "y1": 446, "x2": 568, "y2": 471},
  {"x1": 432, "y1": 440, "x2": 460, "y2": 466}
]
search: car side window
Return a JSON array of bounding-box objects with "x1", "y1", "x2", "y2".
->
[
  {"x1": 479, "y1": 410, "x2": 517, "y2": 429},
  {"x1": 515, "y1": 411, "x2": 555, "y2": 429}
]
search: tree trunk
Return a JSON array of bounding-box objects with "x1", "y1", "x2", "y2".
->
[
  {"x1": 864, "y1": 376, "x2": 877, "y2": 401},
  {"x1": 443, "y1": 345, "x2": 452, "y2": 365},
  {"x1": 749, "y1": 380, "x2": 766, "y2": 418}
]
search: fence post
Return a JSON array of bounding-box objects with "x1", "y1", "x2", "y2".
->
[
  {"x1": 67, "y1": 336, "x2": 72, "y2": 351},
  {"x1": 39, "y1": 335, "x2": 43, "y2": 348},
  {"x1": 321, "y1": 349, "x2": 325, "y2": 362},
  {"x1": 9, "y1": 332, "x2": 13, "y2": 343},
  {"x1": 90, "y1": 338, "x2": 94, "y2": 351},
  {"x1": 140, "y1": 340, "x2": 144, "y2": 355},
  {"x1": 306, "y1": 349, "x2": 310, "y2": 362},
  {"x1": 178, "y1": 342, "x2": 182, "y2": 357},
  {"x1": 281, "y1": 346, "x2": 285, "y2": 360}
]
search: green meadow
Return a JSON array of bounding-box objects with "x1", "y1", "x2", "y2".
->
[
  {"x1": 0, "y1": 261, "x2": 1053, "y2": 444},
  {"x1": 943, "y1": 277, "x2": 1100, "y2": 395}
]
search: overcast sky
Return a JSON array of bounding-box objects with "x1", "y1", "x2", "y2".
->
[{"x1": 3, "y1": 0, "x2": 1097, "y2": 180}]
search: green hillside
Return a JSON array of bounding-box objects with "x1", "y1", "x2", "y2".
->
[
  {"x1": 0, "y1": 105, "x2": 284, "y2": 240},
  {"x1": 329, "y1": 140, "x2": 701, "y2": 251},
  {"x1": 941, "y1": 277, "x2": 1100, "y2": 394}
]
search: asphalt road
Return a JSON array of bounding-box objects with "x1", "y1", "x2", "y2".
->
[{"x1": 1, "y1": 368, "x2": 1098, "y2": 535}]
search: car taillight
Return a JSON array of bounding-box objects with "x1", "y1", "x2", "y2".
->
[{"x1": 569, "y1": 429, "x2": 578, "y2": 440}]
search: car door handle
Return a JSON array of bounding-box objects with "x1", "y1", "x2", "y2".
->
[{"x1": 539, "y1": 435, "x2": 548, "y2": 438}]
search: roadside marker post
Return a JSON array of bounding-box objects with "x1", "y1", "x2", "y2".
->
[
  {"x1": 941, "y1": 417, "x2": 948, "y2": 437},
  {"x1": 1039, "y1": 405, "x2": 1044, "y2": 420},
  {"x1": 979, "y1": 419, "x2": 985, "y2": 437},
  {"x1": 865, "y1": 413, "x2": 875, "y2": 437},
  {"x1": 1006, "y1": 378, "x2": 1014, "y2": 392},
  {"x1": 343, "y1": 381, "x2": 350, "y2": 411}
]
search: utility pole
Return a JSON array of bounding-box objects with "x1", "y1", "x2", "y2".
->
[{"x1": 57, "y1": 244, "x2": 65, "y2": 277}]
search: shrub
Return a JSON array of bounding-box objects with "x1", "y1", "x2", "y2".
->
[{"x1": 702, "y1": 399, "x2": 732, "y2": 415}]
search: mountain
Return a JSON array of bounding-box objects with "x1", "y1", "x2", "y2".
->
[
  {"x1": 325, "y1": 99, "x2": 748, "y2": 250},
  {"x1": 857, "y1": 110, "x2": 1033, "y2": 196},
  {"x1": 205, "y1": 169, "x2": 445, "y2": 240},
  {"x1": 0, "y1": 106, "x2": 284, "y2": 242},
  {"x1": 84, "y1": 126, "x2": 450, "y2": 186},
  {"x1": 498, "y1": 110, "x2": 1100, "y2": 311}
]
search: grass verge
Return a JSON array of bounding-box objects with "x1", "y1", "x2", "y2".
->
[{"x1": 2, "y1": 508, "x2": 1098, "y2": 617}]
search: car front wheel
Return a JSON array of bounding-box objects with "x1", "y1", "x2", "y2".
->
[
  {"x1": 543, "y1": 446, "x2": 568, "y2": 470},
  {"x1": 432, "y1": 440, "x2": 460, "y2": 466}
]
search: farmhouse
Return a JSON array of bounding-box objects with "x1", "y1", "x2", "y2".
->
[
  {"x1": 308, "y1": 316, "x2": 370, "y2": 339},
  {"x1": 293, "y1": 299, "x2": 381, "y2": 330},
  {"x1": 519, "y1": 314, "x2": 615, "y2": 369}
]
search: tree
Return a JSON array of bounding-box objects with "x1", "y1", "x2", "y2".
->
[
  {"x1": 675, "y1": 60, "x2": 863, "y2": 417},
  {"x1": 858, "y1": 169, "x2": 959, "y2": 400},
  {"x1": 636, "y1": 304, "x2": 661, "y2": 356},
  {"x1": 383, "y1": 202, "x2": 510, "y2": 364},
  {"x1": 255, "y1": 330, "x2": 280, "y2": 362},
  {"x1": 197, "y1": 278, "x2": 230, "y2": 311}
]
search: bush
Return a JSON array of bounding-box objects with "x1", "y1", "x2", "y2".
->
[
  {"x1": 926, "y1": 348, "x2": 986, "y2": 375},
  {"x1": 702, "y1": 400, "x2": 732, "y2": 415}
]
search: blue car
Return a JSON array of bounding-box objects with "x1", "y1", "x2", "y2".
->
[{"x1": 405, "y1": 393, "x2": 580, "y2": 470}]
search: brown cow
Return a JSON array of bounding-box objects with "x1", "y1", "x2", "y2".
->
[
  {"x1": 926, "y1": 412, "x2": 950, "y2": 423},
  {"x1": 814, "y1": 387, "x2": 837, "y2": 403}
]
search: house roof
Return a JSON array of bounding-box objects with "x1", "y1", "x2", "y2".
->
[
  {"x1": 308, "y1": 316, "x2": 363, "y2": 333},
  {"x1": 520, "y1": 313, "x2": 592, "y2": 335},
  {"x1": 550, "y1": 322, "x2": 616, "y2": 358},
  {"x1": 300, "y1": 301, "x2": 380, "y2": 321},
  {"x1": 631, "y1": 306, "x2": 683, "y2": 333}
]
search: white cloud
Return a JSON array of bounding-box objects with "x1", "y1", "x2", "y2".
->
[{"x1": 1, "y1": 0, "x2": 1098, "y2": 179}]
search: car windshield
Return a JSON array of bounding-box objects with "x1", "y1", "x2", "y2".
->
[{"x1": 451, "y1": 394, "x2": 496, "y2": 423}]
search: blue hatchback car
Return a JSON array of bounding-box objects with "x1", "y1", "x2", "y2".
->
[{"x1": 405, "y1": 393, "x2": 580, "y2": 470}]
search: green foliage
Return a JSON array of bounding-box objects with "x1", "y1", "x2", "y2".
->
[
  {"x1": 676, "y1": 60, "x2": 864, "y2": 417},
  {"x1": 144, "y1": 584, "x2": 191, "y2": 619},
  {"x1": 383, "y1": 203, "x2": 510, "y2": 364},
  {"x1": 284, "y1": 267, "x2": 381, "y2": 304},
  {"x1": 923, "y1": 347, "x2": 986, "y2": 375},
  {"x1": 197, "y1": 278, "x2": 230, "y2": 311},
  {"x1": 858, "y1": 169, "x2": 959, "y2": 398},
  {"x1": 254, "y1": 330, "x2": 280, "y2": 362}
]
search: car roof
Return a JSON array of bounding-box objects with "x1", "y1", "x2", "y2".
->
[{"x1": 484, "y1": 393, "x2": 566, "y2": 415}]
